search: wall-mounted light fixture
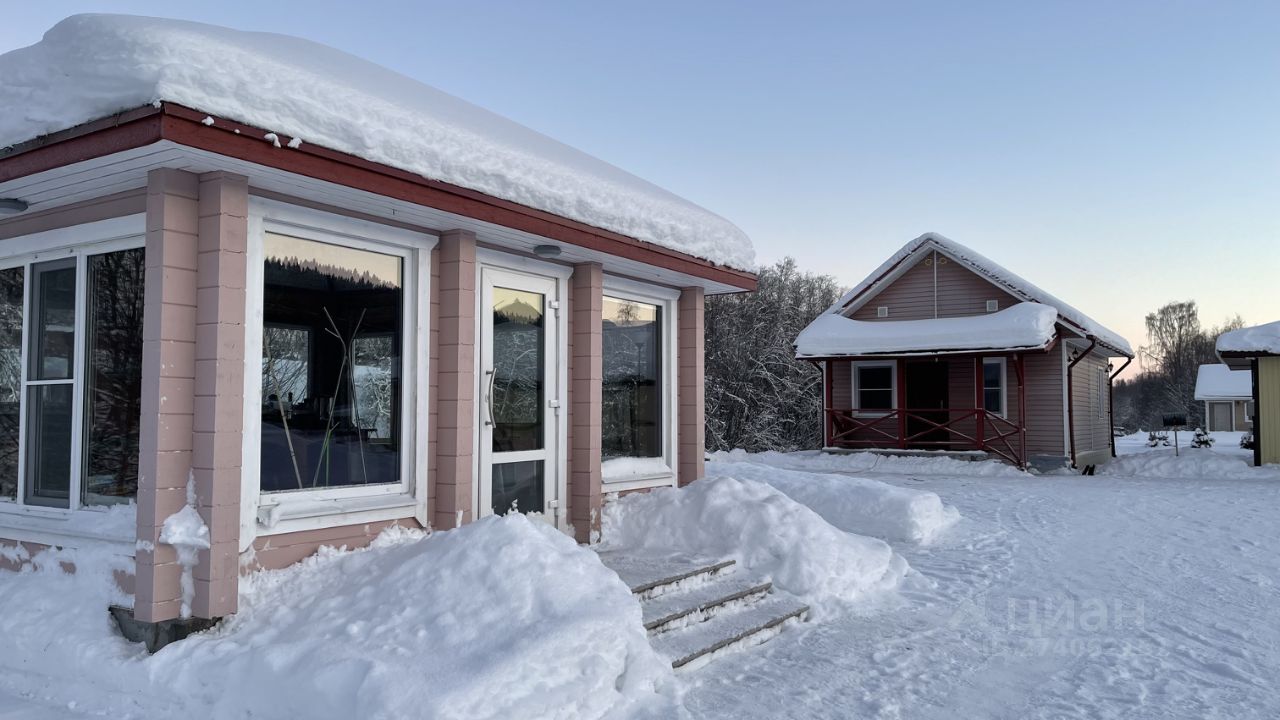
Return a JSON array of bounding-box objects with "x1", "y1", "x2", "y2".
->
[
  {"x1": 0, "y1": 198, "x2": 29, "y2": 215},
  {"x1": 533, "y1": 244, "x2": 562, "y2": 259}
]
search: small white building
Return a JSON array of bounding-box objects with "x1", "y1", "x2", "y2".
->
[{"x1": 1194, "y1": 364, "x2": 1254, "y2": 432}]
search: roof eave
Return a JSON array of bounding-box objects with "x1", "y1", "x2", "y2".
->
[{"x1": 0, "y1": 103, "x2": 757, "y2": 291}]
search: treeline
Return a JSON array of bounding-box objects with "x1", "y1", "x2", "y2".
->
[
  {"x1": 704, "y1": 258, "x2": 841, "y2": 452},
  {"x1": 1113, "y1": 300, "x2": 1243, "y2": 432}
]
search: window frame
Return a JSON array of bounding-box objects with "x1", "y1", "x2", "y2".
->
[
  {"x1": 242, "y1": 199, "x2": 435, "y2": 544},
  {"x1": 852, "y1": 360, "x2": 897, "y2": 417},
  {"x1": 0, "y1": 214, "x2": 144, "y2": 550},
  {"x1": 982, "y1": 357, "x2": 1008, "y2": 418},
  {"x1": 600, "y1": 276, "x2": 678, "y2": 489}
]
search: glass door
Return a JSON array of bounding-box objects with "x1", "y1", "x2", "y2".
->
[{"x1": 478, "y1": 267, "x2": 560, "y2": 521}]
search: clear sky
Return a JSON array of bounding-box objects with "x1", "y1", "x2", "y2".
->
[{"x1": 5, "y1": 2, "x2": 1278, "y2": 375}]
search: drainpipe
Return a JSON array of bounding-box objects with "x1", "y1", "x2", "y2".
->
[
  {"x1": 1107, "y1": 356, "x2": 1132, "y2": 458},
  {"x1": 1066, "y1": 337, "x2": 1098, "y2": 468}
]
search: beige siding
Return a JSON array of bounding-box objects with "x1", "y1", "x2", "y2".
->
[
  {"x1": 1024, "y1": 346, "x2": 1065, "y2": 456},
  {"x1": 831, "y1": 361, "x2": 852, "y2": 410},
  {"x1": 851, "y1": 251, "x2": 1020, "y2": 321},
  {"x1": 1235, "y1": 400, "x2": 1254, "y2": 430},
  {"x1": 1069, "y1": 348, "x2": 1113, "y2": 458},
  {"x1": 1260, "y1": 357, "x2": 1280, "y2": 465}
]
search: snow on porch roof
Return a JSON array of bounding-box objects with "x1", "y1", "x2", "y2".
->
[
  {"x1": 1217, "y1": 320, "x2": 1280, "y2": 357},
  {"x1": 1194, "y1": 364, "x2": 1252, "y2": 401},
  {"x1": 794, "y1": 301, "x2": 1059, "y2": 358},
  {"x1": 0, "y1": 14, "x2": 755, "y2": 270},
  {"x1": 827, "y1": 233, "x2": 1133, "y2": 357}
]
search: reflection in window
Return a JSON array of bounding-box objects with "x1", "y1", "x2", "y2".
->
[
  {"x1": 25, "y1": 259, "x2": 77, "y2": 507},
  {"x1": 856, "y1": 365, "x2": 894, "y2": 411},
  {"x1": 983, "y1": 359, "x2": 1004, "y2": 416},
  {"x1": 260, "y1": 233, "x2": 403, "y2": 492},
  {"x1": 491, "y1": 288, "x2": 544, "y2": 453},
  {"x1": 83, "y1": 249, "x2": 145, "y2": 504},
  {"x1": 0, "y1": 267, "x2": 21, "y2": 501},
  {"x1": 602, "y1": 296, "x2": 661, "y2": 459}
]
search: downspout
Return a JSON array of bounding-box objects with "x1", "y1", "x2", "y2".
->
[
  {"x1": 1108, "y1": 356, "x2": 1132, "y2": 458},
  {"x1": 1066, "y1": 337, "x2": 1098, "y2": 468}
]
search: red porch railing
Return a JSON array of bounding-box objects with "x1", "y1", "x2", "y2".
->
[{"x1": 825, "y1": 407, "x2": 1027, "y2": 468}]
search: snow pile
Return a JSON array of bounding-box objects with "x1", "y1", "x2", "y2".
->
[
  {"x1": 1217, "y1": 320, "x2": 1280, "y2": 355},
  {"x1": 1194, "y1": 363, "x2": 1252, "y2": 399},
  {"x1": 707, "y1": 460, "x2": 960, "y2": 544},
  {"x1": 1100, "y1": 449, "x2": 1280, "y2": 480},
  {"x1": 0, "y1": 14, "x2": 754, "y2": 269},
  {"x1": 0, "y1": 516, "x2": 671, "y2": 720},
  {"x1": 821, "y1": 233, "x2": 1133, "y2": 356},
  {"x1": 711, "y1": 448, "x2": 1028, "y2": 478},
  {"x1": 795, "y1": 301, "x2": 1057, "y2": 357},
  {"x1": 600, "y1": 476, "x2": 909, "y2": 611}
]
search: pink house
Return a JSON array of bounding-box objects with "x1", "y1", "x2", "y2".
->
[
  {"x1": 0, "y1": 16, "x2": 755, "y2": 640},
  {"x1": 795, "y1": 234, "x2": 1132, "y2": 471}
]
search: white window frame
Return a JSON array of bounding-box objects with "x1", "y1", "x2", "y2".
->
[
  {"x1": 852, "y1": 360, "x2": 897, "y2": 417},
  {"x1": 0, "y1": 214, "x2": 144, "y2": 551},
  {"x1": 982, "y1": 357, "x2": 1008, "y2": 417},
  {"x1": 600, "y1": 275, "x2": 679, "y2": 490},
  {"x1": 242, "y1": 199, "x2": 435, "y2": 545}
]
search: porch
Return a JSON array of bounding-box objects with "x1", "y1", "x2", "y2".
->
[{"x1": 821, "y1": 355, "x2": 1029, "y2": 468}]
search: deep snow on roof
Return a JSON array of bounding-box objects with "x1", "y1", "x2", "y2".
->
[
  {"x1": 1194, "y1": 364, "x2": 1252, "y2": 400},
  {"x1": 1217, "y1": 320, "x2": 1280, "y2": 356},
  {"x1": 823, "y1": 233, "x2": 1133, "y2": 356},
  {"x1": 794, "y1": 301, "x2": 1058, "y2": 358},
  {"x1": 0, "y1": 14, "x2": 755, "y2": 270}
]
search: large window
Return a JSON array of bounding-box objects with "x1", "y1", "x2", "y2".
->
[
  {"x1": 983, "y1": 357, "x2": 1006, "y2": 417},
  {"x1": 854, "y1": 362, "x2": 896, "y2": 414},
  {"x1": 0, "y1": 246, "x2": 145, "y2": 509},
  {"x1": 602, "y1": 296, "x2": 662, "y2": 460},
  {"x1": 259, "y1": 233, "x2": 404, "y2": 493}
]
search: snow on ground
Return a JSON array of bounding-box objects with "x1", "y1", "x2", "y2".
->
[
  {"x1": 706, "y1": 456, "x2": 960, "y2": 544},
  {"x1": 600, "y1": 476, "x2": 910, "y2": 613},
  {"x1": 1114, "y1": 430, "x2": 1255, "y2": 464},
  {"x1": 0, "y1": 515, "x2": 672, "y2": 720},
  {"x1": 678, "y1": 451, "x2": 1280, "y2": 719},
  {"x1": 0, "y1": 15, "x2": 753, "y2": 269},
  {"x1": 711, "y1": 447, "x2": 1028, "y2": 477}
]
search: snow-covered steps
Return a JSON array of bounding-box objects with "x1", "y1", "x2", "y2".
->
[
  {"x1": 651, "y1": 595, "x2": 810, "y2": 670},
  {"x1": 596, "y1": 551, "x2": 809, "y2": 669}
]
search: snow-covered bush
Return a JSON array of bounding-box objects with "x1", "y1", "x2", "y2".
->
[
  {"x1": 600, "y1": 476, "x2": 909, "y2": 614},
  {"x1": 1241, "y1": 432, "x2": 1256, "y2": 450},
  {"x1": 1191, "y1": 428, "x2": 1214, "y2": 448},
  {"x1": 1146, "y1": 430, "x2": 1170, "y2": 447},
  {"x1": 707, "y1": 458, "x2": 961, "y2": 544}
]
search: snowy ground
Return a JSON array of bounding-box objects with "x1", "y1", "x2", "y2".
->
[{"x1": 3, "y1": 439, "x2": 1277, "y2": 718}]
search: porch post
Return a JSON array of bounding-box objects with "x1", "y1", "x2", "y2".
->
[
  {"x1": 896, "y1": 358, "x2": 907, "y2": 449},
  {"x1": 823, "y1": 360, "x2": 833, "y2": 447},
  {"x1": 190, "y1": 171, "x2": 248, "y2": 619},
  {"x1": 973, "y1": 357, "x2": 985, "y2": 451},
  {"x1": 677, "y1": 287, "x2": 705, "y2": 486},
  {"x1": 567, "y1": 263, "x2": 602, "y2": 543},
  {"x1": 135, "y1": 169, "x2": 200, "y2": 623},
  {"x1": 433, "y1": 230, "x2": 477, "y2": 529},
  {"x1": 1016, "y1": 353, "x2": 1027, "y2": 468}
]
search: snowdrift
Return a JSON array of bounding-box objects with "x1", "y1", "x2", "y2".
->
[
  {"x1": 600, "y1": 476, "x2": 909, "y2": 612},
  {"x1": 712, "y1": 448, "x2": 1027, "y2": 478},
  {"x1": 1100, "y1": 449, "x2": 1280, "y2": 481},
  {"x1": 0, "y1": 516, "x2": 670, "y2": 720},
  {"x1": 707, "y1": 459, "x2": 960, "y2": 544}
]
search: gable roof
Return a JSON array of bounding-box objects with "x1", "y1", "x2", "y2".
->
[
  {"x1": 0, "y1": 14, "x2": 754, "y2": 270},
  {"x1": 1194, "y1": 364, "x2": 1253, "y2": 400},
  {"x1": 827, "y1": 233, "x2": 1133, "y2": 357}
]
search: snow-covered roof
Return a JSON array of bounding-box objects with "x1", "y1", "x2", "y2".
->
[
  {"x1": 1194, "y1": 364, "x2": 1252, "y2": 400},
  {"x1": 1217, "y1": 321, "x2": 1280, "y2": 356},
  {"x1": 826, "y1": 233, "x2": 1133, "y2": 357},
  {"x1": 794, "y1": 301, "x2": 1058, "y2": 358},
  {"x1": 0, "y1": 14, "x2": 755, "y2": 270}
]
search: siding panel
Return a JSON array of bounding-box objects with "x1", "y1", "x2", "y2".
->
[{"x1": 851, "y1": 251, "x2": 1021, "y2": 322}]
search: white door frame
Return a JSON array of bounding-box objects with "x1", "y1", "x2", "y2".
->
[{"x1": 474, "y1": 254, "x2": 569, "y2": 528}]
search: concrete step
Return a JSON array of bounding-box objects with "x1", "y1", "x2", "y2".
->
[
  {"x1": 650, "y1": 595, "x2": 810, "y2": 670},
  {"x1": 596, "y1": 551, "x2": 736, "y2": 599},
  {"x1": 641, "y1": 577, "x2": 773, "y2": 635}
]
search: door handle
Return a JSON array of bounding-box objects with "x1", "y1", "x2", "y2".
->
[{"x1": 484, "y1": 369, "x2": 496, "y2": 427}]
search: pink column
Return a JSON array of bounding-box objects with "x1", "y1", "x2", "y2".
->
[
  {"x1": 568, "y1": 263, "x2": 603, "y2": 543},
  {"x1": 190, "y1": 172, "x2": 248, "y2": 618},
  {"x1": 433, "y1": 230, "x2": 476, "y2": 529},
  {"x1": 135, "y1": 169, "x2": 200, "y2": 623},
  {"x1": 677, "y1": 287, "x2": 705, "y2": 486}
]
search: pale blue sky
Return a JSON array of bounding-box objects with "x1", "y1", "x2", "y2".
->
[{"x1": 5, "y1": 2, "x2": 1278, "y2": 369}]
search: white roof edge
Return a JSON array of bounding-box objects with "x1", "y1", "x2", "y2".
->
[{"x1": 829, "y1": 233, "x2": 1134, "y2": 357}]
